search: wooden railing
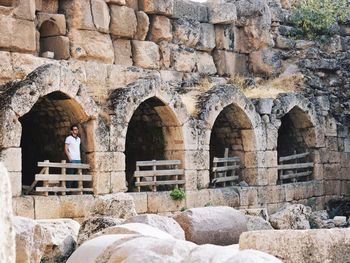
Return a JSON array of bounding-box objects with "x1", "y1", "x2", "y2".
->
[
  {"x1": 278, "y1": 151, "x2": 313, "y2": 184},
  {"x1": 134, "y1": 160, "x2": 185, "y2": 192},
  {"x1": 211, "y1": 149, "x2": 240, "y2": 188},
  {"x1": 26, "y1": 160, "x2": 93, "y2": 196}
]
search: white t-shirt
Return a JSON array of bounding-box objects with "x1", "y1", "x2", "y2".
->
[{"x1": 65, "y1": 135, "x2": 81, "y2": 160}]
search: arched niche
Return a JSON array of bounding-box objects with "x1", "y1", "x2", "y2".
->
[
  {"x1": 19, "y1": 91, "x2": 93, "y2": 186},
  {"x1": 277, "y1": 106, "x2": 316, "y2": 183},
  {"x1": 125, "y1": 96, "x2": 184, "y2": 191}
]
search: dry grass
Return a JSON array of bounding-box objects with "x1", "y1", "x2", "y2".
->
[
  {"x1": 196, "y1": 77, "x2": 215, "y2": 92},
  {"x1": 228, "y1": 74, "x2": 305, "y2": 99}
]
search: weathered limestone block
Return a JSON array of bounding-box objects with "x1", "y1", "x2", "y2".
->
[
  {"x1": 269, "y1": 204, "x2": 312, "y2": 229},
  {"x1": 12, "y1": 196, "x2": 34, "y2": 218},
  {"x1": 110, "y1": 171, "x2": 128, "y2": 193},
  {"x1": 208, "y1": 188, "x2": 240, "y2": 207},
  {"x1": 110, "y1": 5, "x2": 137, "y2": 38},
  {"x1": 41, "y1": 0, "x2": 58, "y2": 13},
  {"x1": 37, "y1": 219, "x2": 80, "y2": 263},
  {"x1": 90, "y1": 193, "x2": 137, "y2": 219},
  {"x1": 148, "y1": 15, "x2": 172, "y2": 43},
  {"x1": 132, "y1": 40, "x2": 160, "y2": 69},
  {"x1": 77, "y1": 216, "x2": 124, "y2": 245},
  {"x1": 40, "y1": 36, "x2": 70, "y2": 60},
  {"x1": 13, "y1": 0, "x2": 35, "y2": 21},
  {"x1": 68, "y1": 29, "x2": 114, "y2": 64},
  {"x1": 172, "y1": 0, "x2": 208, "y2": 22},
  {"x1": 0, "y1": 163, "x2": 15, "y2": 263},
  {"x1": 91, "y1": 223, "x2": 175, "y2": 240},
  {"x1": 60, "y1": 0, "x2": 95, "y2": 30},
  {"x1": 128, "y1": 192, "x2": 148, "y2": 213},
  {"x1": 91, "y1": 0, "x2": 110, "y2": 33},
  {"x1": 246, "y1": 215, "x2": 273, "y2": 231},
  {"x1": 0, "y1": 148, "x2": 21, "y2": 172},
  {"x1": 333, "y1": 216, "x2": 347, "y2": 227},
  {"x1": 184, "y1": 150, "x2": 209, "y2": 170},
  {"x1": 8, "y1": 171, "x2": 21, "y2": 197},
  {"x1": 135, "y1": 11, "x2": 149, "y2": 40},
  {"x1": 0, "y1": 16, "x2": 36, "y2": 52},
  {"x1": 250, "y1": 48, "x2": 282, "y2": 76},
  {"x1": 124, "y1": 214, "x2": 185, "y2": 240},
  {"x1": 215, "y1": 24, "x2": 234, "y2": 50},
  {"x1": 172, "y1": 18, "x2": 200, "y2": 47},
  {"x1": 125, "y1": 0, "x2": 138, "y2": 9},
  {"x1": 0, "y1": 51, "x2": 13, "y2": 82},
  {"x1": 309, "y1": 210, "x2": 334, "y2": 229},
  {"x1": 213, "y1": 50, "x2": 248, "y2": 76},
  {"x1": 33, "y1": 196, "x2": 60, "y2": 219},
  {"x1": 147, "y1": 191, "x2": 185, "y2": 213},
  {"x1": 239, "y1": 229, "x2": 350, "y2": 263},
  {"x1": 196, "y1": 51, "x2": 216, "y2": 75},
  {"x1": 37, "y1": 13, "x2": 66, "y2": 37},
  {"x1": 171, "y1": 47, "x2": 196, "y2": 72},
  {"x1": 196, "y1": 23, "x2": 215, "y2": 51},
  {"x1": 237, "y1": 187, "x2": 259, "y2": 207},
  {"x1": 14, "y1": 216, "x2": 49, "y2": 263},
  {"x1": 113, "y1": 39, "x2": 133, "y2": 66},
  {"x1": 174, "y1": 206, "x2": 248, "y2": 245},
  {"x1": 257, "y1": 98, "x2": 274, "y2": 115},
  {"x1": 106, "y1": 0, "x2": 126, "y2": 5},
  {"x1": 59, "y1": 195, "x2": 95, "y2": 219},
  {"x1": 208, "y1": 2, "x2": 237, "y2": 24},
  {"x1": 140, "y1": 0, "x2": 174, "y2": 16}
]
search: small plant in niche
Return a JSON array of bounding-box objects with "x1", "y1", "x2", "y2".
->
[{"x1": 170, "y1": 188, "x2": 186, "y2": 201}]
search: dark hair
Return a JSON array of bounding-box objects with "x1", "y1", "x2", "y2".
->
[{"x1": 70, "y1": 125, "x2": 78, "y2": 131}]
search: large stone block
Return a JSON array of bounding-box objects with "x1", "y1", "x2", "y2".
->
[
  {"x1": 110, "y1": 171, "x2": 127, "y2": 192},
  {"x1": 208, "y1": 3, "x2": 237, "y2": 24},
  {"x1": 91, "y1": 0, "x2": 110, "y2": 33},
  {"x1": 0, "y1": 148, "x2": 21, "y2": 172},
  {"x1": 33, "y1": 196, "x2": 61, "y2": 219},
  {"x1": 68, "y1": 29, "x2": 114, "y2": 64},
  {"x1": 186, "y1": 190, "x2": 211, "y2": 208},
  {"x1": 8, "y1": 171, "x2": 21, "y2": 197},
  {"x1": 110, "y1": 5, "x2": 137, "y2": 38},
  {"x1": 41, "y1": 0, "x2": 58, "y2": 13},
  {"x1": 184, "y1": 150, "x2": 209, "y2": 170},
  {"x1": 215, "y1": 24, "x2": 234, "y2": 51},
  {"x1": 148, "y1": 15, "x2": 172, "y2": 43},
  {"x1": 113, "y1": 39, "x2": 133, "y2": 66},
  {"x1": 135, "y1": 11, "x2": 149, "y2": 40},
  {"x1": 94, "y1": 172, "x2": 111, "y2": 195},
  {"x1": 208, "y1": 188, "x2": 240, "y2": 207},
  {"x1": 60, "y1": 0, "x2": 95, "y2": 30},
  {"x1": 12, "y1": 196, "x2": 35, "y2": 219},
  {"x1": 172, "y1": 0, "x2": 208, "y2": 22},
  {"x1": 59, "y1": 195, "x2": 95, "y2": 218},
  {"x1": 87, "y1": 151, "x2": 125, "y2": 172},
  {"x1": 237, "y1": 186, "x2": 258, "y2": 207},
  {"x1": 184, "y1": 170, "x2": 197, "y2": 191},
  {"x1": 140, "y1": 0, "x2": 174, "y2": 16},
  {"x1": 0, "y1": 51, "x2": 13, "y2": 81},
  {"x1": 196, "y1": 23, "x2": 215, "y2": 51},
  {"x1": 171, "y1": 47, "x2": 196, "y2": 72},
  {"x1": 172, "y1": 18, "x2": 200, "y2": 48},
  {"x1": 213, "y1": 50, "x2": 248, "y2": 76},
  {"x1": 14, "y1": 0, "x2": 36, "y2": 21},
  {"x1": 40, "y1": 36, "x2": 70, "y2": 60},
  {"x1": 0, "y1": 16, "x2": 36, "y2": 52},
  {"x1": 239, "y1": 228, "x2": 350, "y2": 263},
  {"x1": 147, "y1": 191, "x2": 185, "y2": 213},
  {"x1": 196, "y1": 51, "x2": 216, "y2": 75},
  {"x1": 132, "y1": 40, "x2": 160, "y2": 69},
  {"x1": 128, "y1": 192, "x2": 148, "y2": 213}
]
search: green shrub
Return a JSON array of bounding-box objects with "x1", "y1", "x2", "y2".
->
[
  {"x1": 170, "y1": 188, "x2": 186, "y2": 201},
  {"x1": 289, "y1": 0, "x2": 348, "y2": 40}
]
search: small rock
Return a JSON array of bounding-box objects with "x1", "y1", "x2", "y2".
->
[{"x1": 333, "y1": 216, "x2": 348, "y2": 227}]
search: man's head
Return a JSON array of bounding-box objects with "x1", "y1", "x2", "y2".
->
[{"x1": 70, "y1": 125, "x2": 79, "y2": 137}]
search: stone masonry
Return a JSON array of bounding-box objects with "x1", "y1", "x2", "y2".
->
[{"x1": 0, "y1": 0, "x2": 349, "y2": 219}]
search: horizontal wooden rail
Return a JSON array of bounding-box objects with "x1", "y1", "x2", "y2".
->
[
  {"x1": 280, "y1": 171, "x2": 312, "y2": 180},
  {"x1": 277, "y1": 162, "x2": 314, "y2": 170},
  {"x1": 279, "y1": 152, "x2": 310, "y2": 162},
  {"x1": 36, "y1": 187, "x2": 93, "y2": 192},
  {"x1": 136, "y1": 160, "x2": 181, "y2": 166},
  {"x1": 212, "y1": 165, "x2": 240, "y2": 173},
  {"x1": 37, "y1": 162, "x2": 90, "y2": 169},
  {"x1": 134, "y1": 169, "x2": 184, "y2": 177},
  {"x1": 213, "y1": 157, "x2": 240, "y2": 163},
  {"x1": 35, "y1": 174, "x2": 92, "y2": 181},
  {"x1": 135, "y1": 180, "x2": 186, "y2": 187},
  {"x1": 212, "y1": 175, "x2": 239, "y2": 184}
]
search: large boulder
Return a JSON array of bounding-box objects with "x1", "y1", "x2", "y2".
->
[
  {"x1": 309, "y1": 210, "x2": 335, "y2": 229},
  {"x1": 174, "y1": 206, "x2": 248, "y2": 245},
  {"x1": 77, "y1": 216, "x2": 124, "y2": 245},
  {"x1": 269, "y1": 204, "x2": 312, "y2": 229},
  {"x1": 13, "y1": 216, "x2": 50, "y2": 263},
  {"x1": 246, "y1": 216, "x2": 273, "y2": 231},
  {"x1": 90, "y1": 193, "x2": 137, "y2": 219},
  {"x1": 36, "y1": 219, "x2": 80, "y2": 263},
  {"x1": 0, "y1": 163, "x2": 15, "y2": 263},
  {"x1": 90, "y1": 223, "x2": 175, "y2": 240},
  {"x1": 124, "y1": 214, "x2": 185, "y2": 240},
  {"x1": 239, "y1": 229, "x2": 350, "y2": 263}
]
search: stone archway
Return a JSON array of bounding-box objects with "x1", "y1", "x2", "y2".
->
[
  {"x1": 109, "y1": 79, "x2": 189, "y2": 192},
  {"x1": 0, "y1": 64, "x2": 98, "y2": 196},
  {"x1": 197, "y1": 85, "x2": 263, "y2": 186}
]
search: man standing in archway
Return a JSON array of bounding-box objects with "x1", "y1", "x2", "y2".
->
[{"x1": 64, "y1": 125, "x2": 81, "y2": 188}]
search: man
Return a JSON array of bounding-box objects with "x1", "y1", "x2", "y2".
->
[{"x1": 64, "y1": 125, "x2": 81, "y2": 188}]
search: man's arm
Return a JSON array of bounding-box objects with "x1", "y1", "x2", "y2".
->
[{"x1": 64, "y1": 143, "x2": 71, "y2": 161}]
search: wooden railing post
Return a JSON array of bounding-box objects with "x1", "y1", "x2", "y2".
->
[
  {"x1": 43, "y1": 160, "x2": 49, "y2": 196},
  {"x1": 136, "y1": 164, "x2": 140, "y2": 192},
  {"x1": 61, "y1": 160, "x2": 66, "y2": 196},
  {"x1": 152, "y1": 160, "x2": 157, "y2": 192},
  {"x1": 222, "y1": 148, "x2": 228, "y2": 187},
  {"x1": 78, "y1": 168, "x2": 83, "y2": 195}
]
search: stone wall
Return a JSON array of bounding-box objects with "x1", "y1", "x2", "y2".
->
[{"x1": 0, "y1": 0, "x2": 349, "y2": 217}]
